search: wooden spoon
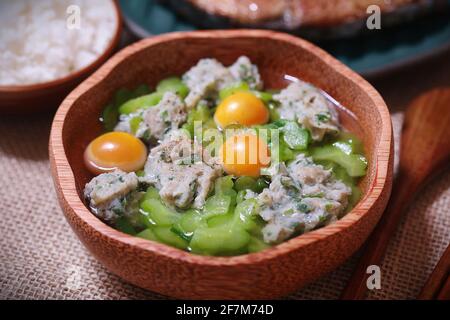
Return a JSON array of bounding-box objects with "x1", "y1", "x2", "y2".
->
[
  {"x1": 418, "y1": 244, "x2": 450, "y2": 300},
  {"x1": 341, "y1": 87, "x2": 450, "y2": 299}
]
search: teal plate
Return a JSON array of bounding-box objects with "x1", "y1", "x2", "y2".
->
[{"x1": 119, "y1": 0, "x2": 450, "y2": 78}]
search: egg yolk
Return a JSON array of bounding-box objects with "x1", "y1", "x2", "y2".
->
[
  {"x1": 84, "y1": 132, "x2": 147, "y2": 174},
  {"x1": 214, "y1": 91, "x2": 269, "y2": 128},
  {"x1": 219, "y1": 133, "x2": 271, "y2": 177}
]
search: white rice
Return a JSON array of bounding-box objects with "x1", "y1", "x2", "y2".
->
[{"x1": 0, "y1": 0, "x2": 117, "y2": 86}]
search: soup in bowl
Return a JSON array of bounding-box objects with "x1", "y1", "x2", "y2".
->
[{"x1": 50, "y1": 30, "x2": 393, "y2": 299}]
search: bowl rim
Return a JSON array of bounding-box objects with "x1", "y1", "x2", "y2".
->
[
  {"x1": 0, "y1": 0, "x2": 123, "y2": 92},
  {"x1": 50, "y1": 29, "x2": 392, "y2": 266}
]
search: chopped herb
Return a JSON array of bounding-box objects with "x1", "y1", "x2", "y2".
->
[
  {"x1": 142, "y1": 129, "x2": 151, "y2": 142},
  {"x1": 280, "y1": 176, "x2": 294, "y2": 187},
  {"x1": 112, "y1": 206, "x2": 125, "y2": 216},
  {"x1": 244, "y1": 76, "x2": 255, "y2": 84},
  {"x1": 297, "y1": 202, "x2": 312, "y2": 213},
  {"x1": 289, "y1": 221, "x2": 300, "y2": 229},
  {"x1": 305, "y1": 192, "x2": 324, "y2": 198},
  {"x1": 135, "y1": 170, "x2": 145, "y2": 177},
  {"x1": 120, "y1": 197, "x2": 128, "y2": 208},
  {"x1": 316, "y1": 112, "x2": 331, "y2": 123},
  {"x1": 239, "y1": 64, "x2": 249, "y2": 73},
  {"x1": 163, "y1": 125, "x2": 172, "y2": 134},
  {"x1": 239, "y1": 64, "x2": 255, "y2": 84},
  {"x1": 189, "y1": 180, "x2": 197, "y2": 193},
  {"x1": 319, "y1": 215, "x2": 329, "y2": 224},
  {"x1": 170, "y1": 227, "x2": 193, "y2": 242}
]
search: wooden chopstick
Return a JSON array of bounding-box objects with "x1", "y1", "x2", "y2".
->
[
  {"x1": 436, "y1": 275, "x2": 450, "y2": 300},
  {"x1": 418, "y1": 244, "x2": 450, "y2": 300}
]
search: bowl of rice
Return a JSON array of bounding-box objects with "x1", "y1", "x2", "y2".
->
[{"x1": 0, "y1": 0, "x2": 122, "y2": 114}]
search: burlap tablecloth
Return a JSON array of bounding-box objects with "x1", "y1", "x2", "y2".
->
[{"x1": 1, "y1": 53, "x2": 449, "y2": 300}]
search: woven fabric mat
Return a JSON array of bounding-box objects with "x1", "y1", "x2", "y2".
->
[{"x1": 1, "y1": 56, "x2": 449, "y2": 300}]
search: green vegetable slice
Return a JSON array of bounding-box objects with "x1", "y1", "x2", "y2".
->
[
  {"x1": 234, "y1": 176, "x2": 268, "y2": 193},
  {"x1": 170, "y1": 225, "x2": 193, "y2": 242},
  {"x1": 233, "y1": 199, "x2": 259, "y2": 231},
  {"x1": 255, "y1": 178, "x2": 269, "y2": 192},
  {"x1": 190, "y1": 224, "x2": 250, "y2": 255},
  {"x1": 203, "y1": 194, "x2": 232, "y2": 218},
  {"x1": 135, "y1": 170, "x2": 145, "y2": 177},
  {"x1": 136, "y1": 228, "x2": 158, "y2": 241},
  {"x1": 101, "y1": 103, "x2": 120, "y2": 132},
  {"x1": 248, "y1": 236, "x2": 270, "y2": 253},
  {"x1": 114, "y1": 217, "x2": 136, "y2": 235},
  {"x1": 234, "y1": 176, "x2": 257, "y2": 192},
  {"x1": 331, "y1": 164, "x2": 356, "y2": 186},
  {"x1": 118, "y1": 92, "x2": 163, "y2": 115},
  {"x1": 330, "y1": 165, "x2": 363, "y2": 211},
  {"x1": 347, "y1": 185, "x2": 362, "y2": 212},
  {"x1": 153, "y1": 226, "x2": 189, "y2": 250},
  {"x1": 214, "y1": 176, "x2": 234, "y2": 193},
  {"x1": 105, "y1": 88, "x2": 135, "y2": 128},
  {"x1": 207, "y1": 213, "x2": 234, "y2": 228},
  {"x1": 178, "y1": 209, "x2": 205, "y2": 233},
  {"x1": 267, "y1": 102, "x2": 280, "y2": 121},
  {"x1": 182, "y1": 103, "x2": 214, "y2": 137},
  {"x1": 138, "y1": 211, "x2": 154, "y2": 229},
  {"x1": 115, "y1": 88, "x2": 134, "y2": 106},
  {"x1": 156, "y1": 77, "x2": 189, "y2": 99},
  {"x1": 337, "y1": 132, "x2": 365, "y2": 155},
  {"x1": 252, "y1": 91, "x2": 273, "y2": 103},
  {"x1": 129, "y1": 116, "x2": 143, "y2": 134},
  {"x1": 282, "y1": 121, "x2": 310, "y2": 150},
  {"x1": 142, "y1": 186, "x2": 160, "y2": 201},
  {"x1": 236, "y1": 190, "x2": 247, "y2": 204},
  {"x1": 271, "y1": 119, "x2": 287, "y2": 128},
  {"x1": 100, "y1": 85, "x2": 151, "y2": 131},
  {"x1": 140, "y1": 198, "x2": 180, "y2": 226},
  {"x1": 213, "y1": 176, "x2": 237, "y2": 207},
  {"x1": 279, "y1": 138, "x2": 297, "y2": 162},
  {"x1": 219, "y1": 82, "x2": 273, "y2": 105},
  {"x1": 311, "y1": 145, "x2": 367, "y2": 177},
  {"x1": 132, "y1": 84, "x2": 151, "y2": 97},
  {"x1": 219, "y1": 82, "x2": 250, "y2": 100}
]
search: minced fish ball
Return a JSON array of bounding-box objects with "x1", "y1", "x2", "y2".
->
[{"x1": 0, "y1": 0, "x2": 117, "y2": 85}]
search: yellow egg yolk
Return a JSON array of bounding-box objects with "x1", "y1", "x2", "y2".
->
[
  {"x1": 214, "y1": 91, "x2": 269, "y2": 129},
  {"x1": 84, "y1": 132, "x2": 147, "y2": 174},
  {"x1": 219, "y1": 133, "x2": 271, "y2": 177}
]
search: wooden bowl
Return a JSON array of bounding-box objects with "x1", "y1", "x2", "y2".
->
[
  {"x1": 49, "y1": 30, "x2": 393, "y2": 299},
  {"x1": 0, "y1": 0, "x2": 122, "y2": 115}
]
